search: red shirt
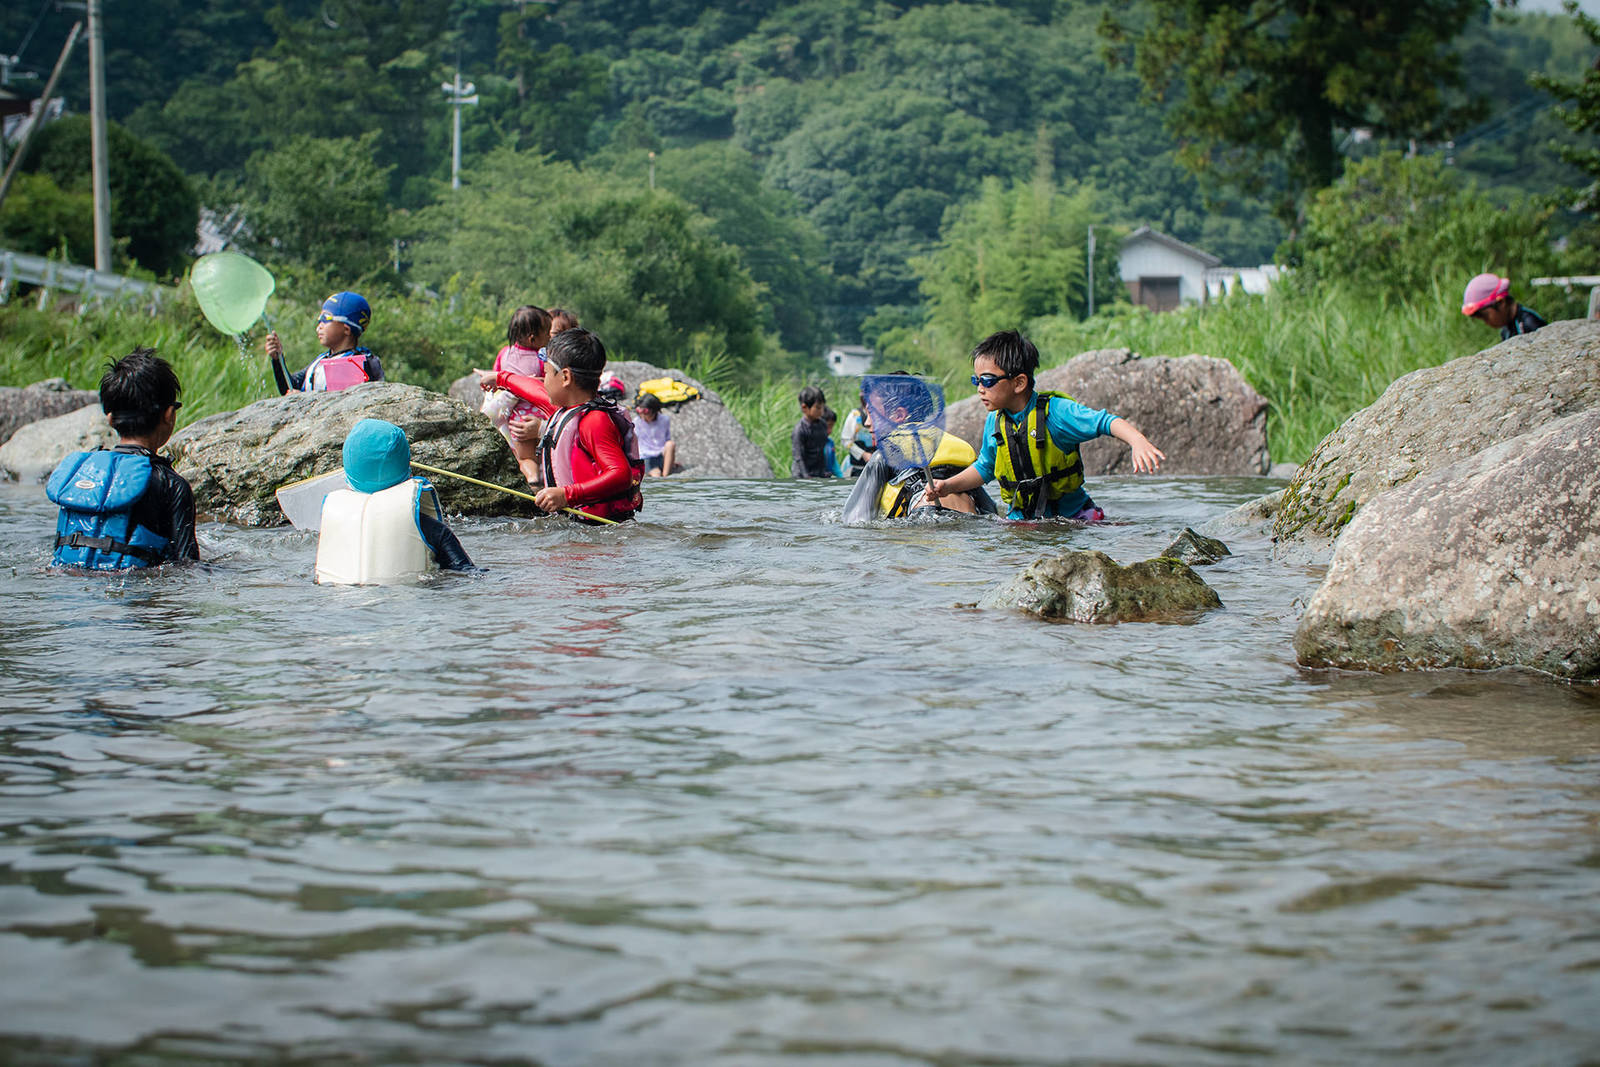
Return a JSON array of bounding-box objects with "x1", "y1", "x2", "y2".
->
[{"x1": 496, "y1": 371, "x2": 635, "y2": 514}]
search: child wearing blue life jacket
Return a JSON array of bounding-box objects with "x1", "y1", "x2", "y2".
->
[
  {"x1": 264, "y1": 291, "x2": 384, "y2": 394},
  {"x1": 46, "y1": 348, "x2": 200, "y2": 569},
  {"x1": 924, "y1": 330, "x2": 1164, "y2": 521},
  {"x1": 314, "y1": 419, "x2": 476, "y2": 584}
]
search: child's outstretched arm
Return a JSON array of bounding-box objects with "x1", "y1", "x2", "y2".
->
[
  {"x1": 924, "y1": 464, "x2": 984, "y2": 505},
  {"x1": 1109, "y1": 417, "x2": 1164, "y2": 473}
]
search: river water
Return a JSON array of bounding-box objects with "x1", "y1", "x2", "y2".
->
[{"x1": 1, "y1": 475, "x2": 1597, "y2": 1065}]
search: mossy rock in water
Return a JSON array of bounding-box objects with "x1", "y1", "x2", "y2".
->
[
  {"x1": 1161, "y1": 527, "x2": 1231, "y2": 566},
  {"x1": 981, "y1": 549, "x2": 1222, "y2": 623}
]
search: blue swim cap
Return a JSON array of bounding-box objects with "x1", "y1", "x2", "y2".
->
[
  {"x1": 319, "y1": 291, "x2": 371, "y2": 336},
  {"x1": 342, "y1": 418, "x2": 411, "y2": 493}
]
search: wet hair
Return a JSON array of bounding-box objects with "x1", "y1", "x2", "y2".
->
[
  {"x1": 507, "y1": 305, "x2": 551, "y2": 348},
  {"x1": 636, "y1": 393, "x2": 662, "y2": 414},
  {"x1": 972, "y1": 329, "x2": 1039, "y2": 387},
  {"x1": 545, "y1": 327, "x2": 606, "y2": 391},
  {"x1": 548, "y1": 307, "x2": 579, "y2": 335},
  {"x1": 100, "y1": 347, "x2": 180, "y2": 437},
  {"x1": 798, "y1": 385, "x2": 825, "y2": 409}
]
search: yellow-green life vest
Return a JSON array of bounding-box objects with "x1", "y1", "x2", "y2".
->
[{"x1": 991, "y1": 391, "x2": 1085, "y2": 518}]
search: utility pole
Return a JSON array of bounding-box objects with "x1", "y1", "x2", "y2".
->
[
  {"x1": 1086, "y1": 225, "x2": 1096, "y2": 319},
  {"x1": 87, "y1": 0, "x2": 111, "y2": 272},
  {"x1": 647, "y1": 150, "x2": 655, "y2": 190},
  {"x1": 440, "y1": 67, "x2": 478, "y2": 190},
  {"x1": 0, "y1": 23, "x2": 83, "y2": 215}
]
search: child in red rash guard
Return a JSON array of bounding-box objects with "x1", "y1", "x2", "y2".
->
[{"x1": 474, "y1": 328, "x2": 643, "y2": 523}]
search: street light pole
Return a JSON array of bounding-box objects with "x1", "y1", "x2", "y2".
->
[
  {"x1": 440, "y1": 67, "x2": 478, "y2": 190},
  {"x1": 1086, "y1": 225, "x2": 1096, "y2": 319},
  {"x1": 87, "y1": 0, "x2": 111, "y2": 271}
]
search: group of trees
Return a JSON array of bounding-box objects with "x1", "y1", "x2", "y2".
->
[{"x1": 0, "y1": 0, "x2": 1596, "y2": 379}]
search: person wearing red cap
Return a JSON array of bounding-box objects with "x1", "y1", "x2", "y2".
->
[{"x1": 1462, "y1": 273, "x2": 1547, "y2": 341}]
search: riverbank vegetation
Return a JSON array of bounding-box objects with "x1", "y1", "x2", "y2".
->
[{"x1": 2, "y1": 1, "x2": 1597, "y2": 470}]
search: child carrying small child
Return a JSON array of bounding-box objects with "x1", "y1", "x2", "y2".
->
[
  {"x1": 474, "y1": 328, "x2": 644, "y2": 523},
  {"x1": 925, "y1": 330, "x2": 1164, "y2": 520},
  {"x1": 482, "y1": 305, "x2": 553, "y2": 484}
]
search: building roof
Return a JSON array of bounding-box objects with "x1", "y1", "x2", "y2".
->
[{"x1": 1121, "y1": 226, "x2": 1222, "y2": 268}]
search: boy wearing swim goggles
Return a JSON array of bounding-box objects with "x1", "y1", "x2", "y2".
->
[{"x1": 924, "y1": 329, "x2": 1164, "y2": 521}]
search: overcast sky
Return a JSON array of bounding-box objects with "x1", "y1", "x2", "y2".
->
[{"x1": 1519, "y1": 0, "x2": 1600, "y2": 14}]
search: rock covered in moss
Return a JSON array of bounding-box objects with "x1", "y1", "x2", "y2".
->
[
  {"x1": 1273, "y1": 319, "x2": 1600, "y2": 558},
  {"x1": 1294, "y1": 407, "x2": 1600, "y2": 679},
  {"x1": 981, "y1": 549, "x2": 1222, "y2": 623},
  {"x1": 1161, "y1": 527, "x2": 1232, "y2": 566},
  {"x1": 169, "y1": 381, "x2": 539, "y2": 526}
]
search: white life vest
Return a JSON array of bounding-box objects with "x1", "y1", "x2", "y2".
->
[
  {"x1": 315, "y1": 478, "x2": 441, "y2": 585},
  {"x1": 302, "y1": 351, "x2": 372, "y2": 392}
]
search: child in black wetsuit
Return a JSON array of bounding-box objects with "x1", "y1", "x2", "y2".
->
[
  {"x1": 46, "y1": 348, "x2": 200, "y2": 569},
  {"x1": 1462, "y1": 273, "x2": 1547, "y2": 341}
]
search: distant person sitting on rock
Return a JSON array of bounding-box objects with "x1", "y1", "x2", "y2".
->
[
  {"x1": 264, "y1": 291, "x2": 384, "y2": 394},
  {"x1": 315, "y1": 418, "x2": 476, "y2": 584},
  {"x1": 45, "y1": 347, "x2": 200, "y2": 569},
  {"x1": 791, "y1": 385, "x2": 831, "y2": 479},
  {"x1": 632, "y1": 393, "x2": 677, "y2": 477},
  {"x1": 923, "y1": 329, "x2": 1164, "y2": 521},
  {"x1": 481, "y1": 304, "x2": 553, "y2": 485},
  {"x1": 1462, "y1": 273, "x2": 1547, "y2": 341}
]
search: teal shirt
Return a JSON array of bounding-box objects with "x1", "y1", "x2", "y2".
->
[{"x1": 973, "y1": 391, "x2": 1118, "y2": 519}]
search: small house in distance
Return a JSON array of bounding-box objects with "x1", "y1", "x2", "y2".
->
[
  {"x1": 825, "y1": 344, "x2": 874, "y2": 377},
  {"x1": 1120, "y1": 227, "x2": 1221, "y2": 311}
]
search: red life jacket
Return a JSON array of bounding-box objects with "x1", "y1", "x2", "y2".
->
[{"x1": 539, "y1": 399, "x2": 645, "y2": 522}]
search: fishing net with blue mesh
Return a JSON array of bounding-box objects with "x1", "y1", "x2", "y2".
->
[{"x1": 860, "y1": 374, "x2": 945, "y2": 472}]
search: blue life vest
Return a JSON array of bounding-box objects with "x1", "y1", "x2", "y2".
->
[{"x1": 46, "y1": 450, "x2": 169, "y2": 569}]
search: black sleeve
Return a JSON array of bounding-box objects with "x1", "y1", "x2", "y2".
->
[
  {"x1": 790, "y1": 420, "x2": 807, "y2": 478},
  {"x1": 271, "y1": 356, "x2": 306, "y2": 395},
  {"x1": 130, "y1": 463, "x2": 199, "y2": 562},
  {"x1": 419, "y1": 512, "x2": 478, "y2": 572},
  {"x1": 365, "y1": 353, "x2": 384, "y2": 382}
]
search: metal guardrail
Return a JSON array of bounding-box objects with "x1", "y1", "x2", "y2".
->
[{"x1": 0, "y1": 247, "x2": 171, "y2": 311}]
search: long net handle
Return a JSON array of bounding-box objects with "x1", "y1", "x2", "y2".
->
[{"x1": 409, "y1": 461, "x2": 618, "y2": 526}]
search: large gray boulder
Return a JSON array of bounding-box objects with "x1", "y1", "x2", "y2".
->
[
  {"x1": 980, "y1": 549, "x2": 1223, "y2": 623},
  {"x1": 0, "y1": 378, "x2": 99, "y2": 446},
  {"x1": 1274, "y1": 319, "x2": 1600, "y2": 556},
  {"x1": 447, "y1": 358, "x2": 774, "y2": 479},
  {"x1": 1294, "y1": 407, "x2": 1600, "y2": 679},
  {"x1": 169, "y1": 381, "x2": 540, "y2": 526},
  {"x1": 0, "y1": 404, "x2": 118, "y2": 481},
  {"x1": 945, "y1": 349, "x2": 1269, "y2": 475}
]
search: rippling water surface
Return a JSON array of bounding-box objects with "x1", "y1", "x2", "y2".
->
[{"x1": 2, "y1": 475, "x2": 1597, "y2": 1065}]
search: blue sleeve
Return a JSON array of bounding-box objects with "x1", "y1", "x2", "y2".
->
[
  {"x1": 973, "y1": 413, "x2": 998, "y2": 480},
  {"x1": 1045, "y1": 395, "x2": 1117, "y2": 448}
]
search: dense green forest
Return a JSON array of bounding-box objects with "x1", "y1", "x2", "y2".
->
[{"x1": 1, "y1": 0, "x2": 1595, "y2": 416}]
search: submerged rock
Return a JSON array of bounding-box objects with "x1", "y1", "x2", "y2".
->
[
  {"x1": 981, "y1": 549, "x2": 1223, "y2": 623},
  {"x1": 0, "y1": 404, "x2": 118, "y2": 481},
  {"x1": 447, "y1": 358, "x2": 774, "y2": 479},
  {"x1": 0, "y1": 378, "x2": 99, "y2": 448},
  {"x1": 1273, "y1": 319, "x2": 1600, "y2": 556},
  {"x1": 1294, "y1": 407, "x2": 1600, "y2": 679},
  {"x1": 1162, "y1": 527, "x2": 1232, "y2": 566},
  {"x1": 169, "y1": 381, "x2": 540, "y2": 526},
  {"x1": 945, "y1": 348, "x2": 1270, "y2": 475}
]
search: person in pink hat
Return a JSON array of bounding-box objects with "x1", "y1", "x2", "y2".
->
[{"x1": 1462, "y1": 273, "x2": 1547, "y2": 341}]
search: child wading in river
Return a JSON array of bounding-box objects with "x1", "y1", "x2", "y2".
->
[
  {"x1": 474, "y1": 328, "x2": 644, "y2": 523},
  {"x1": 924, "y1": 330, "x2": 1164, "y2": 521}
]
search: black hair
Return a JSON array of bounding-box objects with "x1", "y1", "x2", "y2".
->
[
  {"x1": 545, "y1": 327, "x2": 606, "y2": 391},
  {"x1": 798, "y1": 385, "x2": 825, "y2": 408},
  {"x1": 507, "y1": 305, "x2": 551, "y2": 348},
  {"x1": 971, "y1": 329, "x2": 1039, "y2": 387},
  {"x1": 822, "y1": 405, "x2": 837, "y2": 425},
  {"x1": 636, "y1": 393, "x2": 662, "y2": 414},
  {"x1": 100, "y1": 347, "x2": 180, "y2": 437},
  {"x1": 548, "y1": 307, "x2": 579, "y2": 334}
]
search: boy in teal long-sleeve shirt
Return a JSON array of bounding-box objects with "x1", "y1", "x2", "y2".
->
[{"x1": 925, "y1": 330, "x2": 1163, "y2": 520}]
